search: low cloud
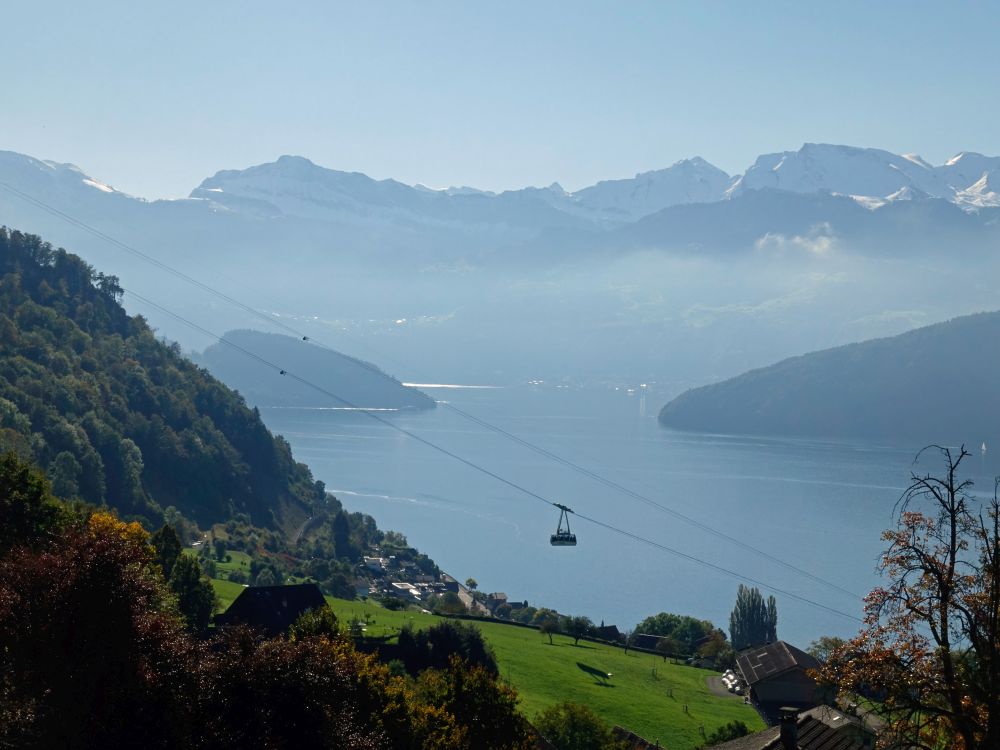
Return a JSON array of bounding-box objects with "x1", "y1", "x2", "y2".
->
[{"x1": 754, "y1": 222, "x2": 837, "y2": 256}]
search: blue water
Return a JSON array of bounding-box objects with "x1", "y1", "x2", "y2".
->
[{"x1": 259, "y1": 384, "x2": 1000, "y2": 647}]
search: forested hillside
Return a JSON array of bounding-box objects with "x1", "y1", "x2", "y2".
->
[
  {"x1": 199, "y1": 330, "x2": 435, "y2": 410},
  {"x1": 659, "y1": 310, "x2": 1000, "y2": 443},
  {"x1": 0, "y1": 227, "x2": 323, "y2": 531}
]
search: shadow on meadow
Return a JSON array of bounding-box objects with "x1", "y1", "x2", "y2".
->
[{"x1": 576, "y1": 662, "x2": 615, "y2": 687}]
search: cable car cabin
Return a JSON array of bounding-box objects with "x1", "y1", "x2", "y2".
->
[
  {"x1": 550, "y1": 531, "x2": 577, "y2": 546},
  {"x1": 550, "y1": 504, "x2": 577, "y2": 546}
]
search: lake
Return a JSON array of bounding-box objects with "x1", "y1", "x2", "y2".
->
[{"x1": 258, "y1": 383, "x2": 1000, "y2": 647}]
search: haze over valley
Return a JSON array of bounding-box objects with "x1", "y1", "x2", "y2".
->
[
  {"x1": 4, "y1": 5, "x2": 1000, "y2": 747},
  {"x1": 3, "y1": 143, "x2": 999, "y2": 393}
]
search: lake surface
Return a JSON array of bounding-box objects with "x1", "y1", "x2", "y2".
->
[{"x1": 259, "y1": 383, "x2": 1000, "y2": 647}]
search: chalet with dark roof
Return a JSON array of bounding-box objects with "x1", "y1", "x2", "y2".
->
[
  {"x1": 611, "y1": 725, "x2": 663, "y2": 749},
  {"x1": 595, "y1": 624, "x2": 621, "y2": 642},
  {"x1": 214, "y1": 583, "x2": 327, "y2": 636},
  {"x1": 736, "y1": 641, "x2": 823, "y2": 724},
  {"x1": 713, "y1": 706, "x2": 872, "y2": 750},
  {"x1": 632, "y1": 633, "x2": 666, "y2": 651}
]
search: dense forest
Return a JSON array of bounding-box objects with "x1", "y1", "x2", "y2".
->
[
  {"x1": 0, "y1": 227, "x2": 327, "y2": 530},
  {"x1": 0, "y1": 227, "x2": 436, "y2": 596}
]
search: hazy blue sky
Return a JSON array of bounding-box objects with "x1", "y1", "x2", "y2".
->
[{"x1": 3, "y1": 1, "x2": 997, "y2": 198}]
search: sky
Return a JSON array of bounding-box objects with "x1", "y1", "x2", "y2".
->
[{"x1": 2, "y1": 1, "x2": 998, "y2": 199}]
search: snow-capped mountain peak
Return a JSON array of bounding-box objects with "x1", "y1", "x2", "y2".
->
[
  {"x1": 568, "y1": 157, "x2": 732, "y2": 222},
  {"x1": 954, "y1": 169, "x2": 1000, "y2": 208},
  {"x1": 0, "y1": 150, "x2": 128, "y2": 199},
  {"x1": 727, "y1": 143, "x2": 954, "y2": 202},
  {"x1": 938, "y1": 152, "x2": 1000, "y2": 191}
]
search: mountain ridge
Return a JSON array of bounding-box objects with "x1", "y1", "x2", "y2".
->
[
  {"x1": 6, "y1": 144, "x2": 1000, "y2": 243},
  {"x1": 198, "y1": 330, "x2": 436, "y2": 411},
  {"x1": 658, "y1": 310, "x2": 1000, "y2": 443}
]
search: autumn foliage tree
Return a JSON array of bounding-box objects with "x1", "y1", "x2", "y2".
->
[
  {"x1": 0, "y1": 510, "x2": 198, "y2": 748},
  {"x1": 820, "y1": 446, "x2": 1000, "y2": 750},
  {"x1": 0, "y1": 450, "x2": 532, "y2": 749}
]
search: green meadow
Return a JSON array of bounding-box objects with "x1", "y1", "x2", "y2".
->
[
  {"x1": 471, "y1": 619, "x2": 762, "y2": 748},
  {"x1": 210, "y1": 589, "x2": 763, "y2": 749}
]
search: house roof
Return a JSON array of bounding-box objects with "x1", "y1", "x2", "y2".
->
[
  {"x1": 712, "y1": 707, "x2": 867, "y2": 750},
  {"x1": 214, "y1": 583, "x2": 327, "y2": 636},
  {"x1": 736, "y1": 641, "x2": 821, "y2": 685},
  {"x1": 611, "y1": 726, "x2": 662, "y2": 750}
]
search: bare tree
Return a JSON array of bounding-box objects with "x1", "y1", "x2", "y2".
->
[{"x1": 821, "y1": 445, "x2": 1000, "y2": 750}]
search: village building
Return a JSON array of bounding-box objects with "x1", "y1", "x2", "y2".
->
[
  {"x1": 213, "y1": 583, "x2": 327, "y2": 637},
  {"x1": 363, "y1": 556, "x2": 388, "y2": 573},
  {"x1": 712, "y1": 706, "x2": 872, "y2": 750},
  {"x1": 736, "y1": 641, "x2": 823, "y2": 724},
  {"x1": 485, "y1": 592, "x2": 508, "y2": 613},
  {"x1": 632, "y1": 633, "x2": 665, "y2": 651},
  {"x1": 594, "y1": 624, "x2": 621, "y2": 642}
]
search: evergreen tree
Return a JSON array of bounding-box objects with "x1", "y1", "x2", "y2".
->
[
  {"x1": 150, "y1": 523, "x2": 182, "y2": 579},
  {"x1": 0, "y1": 451, "x2": 61, "y2": 554},
  {"x1": 765, "y1": 593, "x2": 778, "y2": 643},
  {"x1": 168, "y1": 553, "x2": 217, "y2": 634},
  {"x1": 47, "y1": 451, "x2": 81, "y2": 498},
  {"x1": 729, "y1": 584, "x2": 778, "y2": 650},
  {"x1": 332, "y1": 510, "x2": 353, "y2": 560}
]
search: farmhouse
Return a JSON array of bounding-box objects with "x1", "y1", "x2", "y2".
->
[
  {"x1": 214, "y1": 583, "x2": 327, "y2": 636},
  {"x1": 712, "y1": 705, "x2": 870, "y2": 749},
  {"x1": 595, "y1": 624, "x2": 621, "y2": 641},
  {"x1": 736, "y1": 641, "x2": 822, "y2": 724}
]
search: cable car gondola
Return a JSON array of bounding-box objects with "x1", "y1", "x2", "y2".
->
[{"x1": 550, "y1": 503, "x2": 577, "y2": 546}]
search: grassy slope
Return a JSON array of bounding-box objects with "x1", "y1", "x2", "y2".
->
[
  {"x1": 212, "y1": 578, "x2": 248, "y2": 610},
  {"x1": 208, "y1": 587, "x2": 763, "y2": 746},
  {"x1": 220, "y1": 592, "x2": 763, "y2": 748}
]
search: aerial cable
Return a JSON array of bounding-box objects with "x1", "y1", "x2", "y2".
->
[
  {"x1": 573, "y1": 512, "x2": 861, "y2": 622},
  {"x1": 123, "y1": 288, "x2": 556, "y2": 510},
  {"x1": 2, "y1": 183, "x2": 863, "y2": 611},
  {"x1": 124, "y1": 286, "x2": 863, "y2": 623},
  {"x1": 0, "y1": 181, "x2": 308, "y2": 341},
  {"x1": 438, "y1": 401, "x2": 863, "y2": 600}
]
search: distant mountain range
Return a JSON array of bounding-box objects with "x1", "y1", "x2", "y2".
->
[
  {"x1": 3, "y1": 142, "x2": 999, "y2": 384},
  {"x1": 728, "y1": 144, "x2": 1000, "y2": 209},
  {"x1": 658, "y1": 311, "x2": 1000, "y2": 444},
  {"x1": 3, "y1": 143, "x2": 998, "y2": 264},
  {"x1": 7, "y1": 142, "x2": 1000, "y2": 228}
]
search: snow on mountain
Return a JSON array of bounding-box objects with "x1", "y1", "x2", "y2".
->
[
  {"x1": 191, "y1": 154, "x2": 735, "y2": 228},
  {"x1": 885, "y1": 185, "x2": 932, "y2": 202},
  {"x1": 567, "y1": 157, "x2": 731, "y2": 222},
  {"x1": 727, "y1": 143, "x2": 955, "y2": 202},
  {"x1": 938, "y1": 152, "x2": 1000, "y2": 190},
  {"x1": 0, "y1": 150, "x2": 132, "y2": 201},
  {"x1": 192, "y1": 155, "x2": 427, "y2": 224},
  {"x1": 186, "y1": 146, "x2": 1000, "y2": 231},
  {"x1": 954, "y1": 169, "x2": 1000, "y2": 208}
]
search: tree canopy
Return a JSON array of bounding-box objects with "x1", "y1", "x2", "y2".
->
[
  {"x1": 0, "y1": 227, "x2": 321, "y2": 530},
  {"x1": 728, "y1": 585, "x2": 777, "y2": 651},
  {"x1": 635, "y1": 611, "x2": 722, "y2": 654},
  {"x1": 0, "y1": 450, "x2": 530, "y2": 749}
]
